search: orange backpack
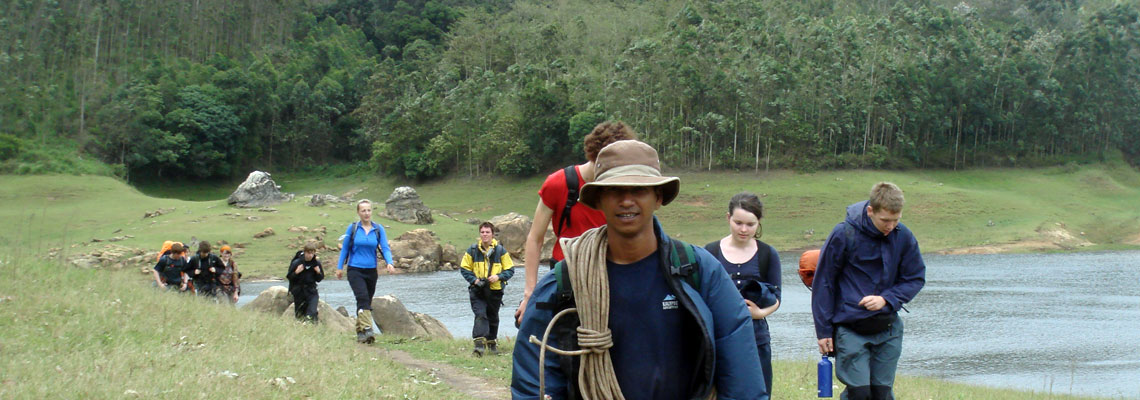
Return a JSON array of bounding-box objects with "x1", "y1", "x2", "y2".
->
[{"x1": 798, "y1": 249, "x2": 820, "y2": 289}]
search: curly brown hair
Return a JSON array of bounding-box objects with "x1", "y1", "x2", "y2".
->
[{"x1": 583, "y1": 121, "x2": 638, "y2": 162}]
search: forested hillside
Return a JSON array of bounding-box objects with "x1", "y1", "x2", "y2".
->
[{"x1": 2, "y1": 0, "x2": 1138, "y2": 181}]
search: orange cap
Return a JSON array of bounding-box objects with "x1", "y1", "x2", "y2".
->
[{"x1": 220, "y1": 245, "x2": 232, "y2": 254}]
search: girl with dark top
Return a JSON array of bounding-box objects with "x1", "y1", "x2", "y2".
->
[
  {"x1": 704, "y1": 192, "x2": 782, "y2": 397},
  {"x1": 217, "y1": 245, "x2": 241, "y2": 304},
  {"x1": 287, "y1": 242, "x2": 324, "y2": 322},
  {"x1": 335, "y1": 199, "x2": 395, "y2": 343}
]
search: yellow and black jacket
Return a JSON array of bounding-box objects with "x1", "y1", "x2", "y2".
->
[{"x1": 459, "y1": 239, "x2": 514, "y2": 291}]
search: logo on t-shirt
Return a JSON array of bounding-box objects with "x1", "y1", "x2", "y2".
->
[{"x1": 662, "y1": 294, "x2": 679, "y2": 310}]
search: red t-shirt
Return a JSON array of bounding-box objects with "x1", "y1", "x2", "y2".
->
[{"x1": 539, "y1": 165, "x2": 607, "y2": 261}]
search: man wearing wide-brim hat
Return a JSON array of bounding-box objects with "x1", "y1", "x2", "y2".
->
[{"x1": 511, "y1": 140, "x2": 767, "y2": 400}]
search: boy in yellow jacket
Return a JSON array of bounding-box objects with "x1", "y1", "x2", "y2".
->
[{"x1": 460, "y1": 222, "x2": 515, "y2": 356}]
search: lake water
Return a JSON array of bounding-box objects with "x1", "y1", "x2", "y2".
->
[{"x1": 239, "y1": 250, "x2": 1140, "y2": 398}]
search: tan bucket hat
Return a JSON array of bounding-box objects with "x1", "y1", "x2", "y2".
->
[{"x1": 578, "y1": 140, "x2": 680, "y2": 209}]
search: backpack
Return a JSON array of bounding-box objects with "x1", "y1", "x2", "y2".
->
[
  {"x1": 799, "y1": 222, "x2": 856, "y2": 289},
  {"x1": 555, "y1": 165, "x2": 580, "y2": 236},
  {"x1": 156, "y1": 241, "x2": 179, "y2": 262},
  {"x1": 535, "y1": 238, "x2": 700, "y2": 400},
  {"x1": 158, "y1": 255, "x2": 185, "y2": 284},
  {"x1": 340, "y1": 222, "x2": 387, "y2": 268}
]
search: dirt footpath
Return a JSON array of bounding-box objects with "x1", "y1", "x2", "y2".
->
[{"x1": 378, "y1": 348, "x2": 510, "y2": 399}]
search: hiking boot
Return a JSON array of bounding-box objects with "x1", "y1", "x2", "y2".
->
[
  {"x1": 486, "y1": 339, "x2": 498, "y2": 355},
  {"x1": 356, "y1": 310, "x2": 377, "y2": 344},
  {"x1": 472, "y1": 338, "x2": 486, "y2": 357}
]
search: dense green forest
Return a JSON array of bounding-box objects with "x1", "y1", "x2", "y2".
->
[{"x1": 2, "y1": 0, "x2": 1138, "y2": 181}]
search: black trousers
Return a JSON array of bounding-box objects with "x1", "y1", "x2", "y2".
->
[
  {"x1": 470, "y1": 288, "x2": 504, "y2": 340},
  {"x1": 292, "y1": 287, "x2": 319, "y2": 322},
  {"x1": 347, "y1": 267, "x2": 377, "y2": 312},
  {"x1": 196, "y1": 281, "x2": 217, "y2": 297}
]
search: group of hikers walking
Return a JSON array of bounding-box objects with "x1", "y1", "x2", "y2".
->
[
  {"x1": 505, "y1": 121, "x2": 926, "y2": 400},
  {"x1": 150, "y1": 120, "x2": 925, "y2": 400},
  {"x1": 152, "y1": 241, "x2": 241, "y2": 303}
]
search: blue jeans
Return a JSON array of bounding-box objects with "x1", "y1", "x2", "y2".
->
[
  {"x1": 757, "y1": 341, "x2": 772, "y2": 397},
  {"x1": 836, "y1": 314, "x2": 903, "y2": 400}
]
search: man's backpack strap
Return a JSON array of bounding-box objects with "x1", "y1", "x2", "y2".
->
[
  {"x1": 535, "y1": 261, "x2": 575, "y2": 311},
  {"x1": 669, "y1": 239, "x2": 701, "y2": 290},
  {"x1": 556, "y1": 165, "x2": 579, "y2": 236}
]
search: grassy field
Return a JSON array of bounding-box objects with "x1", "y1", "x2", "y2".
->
[
  {"x1": 2, "y1": 163, "x2": 1138, "y2": 279},
  {"x1": 1, "y1": 164, "x2": 1138, "y2": 399},
  {"x1": 0, "y1": 255, "x2": 466, "y2": 399}
]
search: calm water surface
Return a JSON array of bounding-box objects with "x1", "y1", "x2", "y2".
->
[{"x1": 239, "y1": 250, "x2": 1140, "y2": 398}]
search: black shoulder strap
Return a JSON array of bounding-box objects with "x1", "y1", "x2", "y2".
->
[
  {"x1": 535, "y1": 260, "x2": 575, "y2": 311},
  {"x1": 669, "y1": 239, "x2": 700, "y2": 290},
  {"x1": 755, "y1": 239, "x2": 772, "y2": 277},
  {"x1": 342, "y1": 222, "x2": 357, "y2": 268},
  {"x1": 557, "y1": 165, "x2": 579, "y2": 236}
]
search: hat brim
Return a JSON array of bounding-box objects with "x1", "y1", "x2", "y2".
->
[{"x1": 578, "y1": 176, "x2": 680, "y2": 210}]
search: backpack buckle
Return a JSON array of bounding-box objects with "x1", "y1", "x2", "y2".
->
[{"x1": 671, "y1": 262, "x2": 695, "y2": 277}]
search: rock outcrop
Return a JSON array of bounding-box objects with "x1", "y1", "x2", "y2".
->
[
  {"x1": 488, "y1": 212, "x2": 529, "y2": 258},
  {"x1": 380, "y1": 186, "x2": 433, "y2": 225},
  {"x1": 227, "y1": 171, "x2": 294, "y2": 208},
  {"x1": 282, "y1": 300, "x2": 354, "y2": 333},
  {"x1": 370, "y1": 295, "x2": 451, "y2": 339},
  {"x1": 484, "y1": 212, "x2": 555, "y2": 262},
  {"x1": 308, "y1": 194, "x2": 348, "y2": 207},
  {"x1": 386, "y1": 229, "x2": 457, "y2": 273},
  {"x1": 370, "y1": 295, "x2": 427, "y2": 336},
  {"x1": 242, "y1": 286, "x2": 292, "y2": 316}
]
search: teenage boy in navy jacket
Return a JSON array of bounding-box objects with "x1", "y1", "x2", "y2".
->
[{"x1": 812, "y1": 182, "x2": 926, "y2": 400}]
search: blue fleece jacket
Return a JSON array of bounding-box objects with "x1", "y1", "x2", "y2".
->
[
  {"x1": 336, "y1": 221, "x2": 394, "y2": 269},
  {"x1": 811, "y1": 201, "x2": 926, "y2": 339},
  {"x1": 511, "y1": 218, "x2": 766, "y2": 400}
]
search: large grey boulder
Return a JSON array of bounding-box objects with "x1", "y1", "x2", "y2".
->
[
  {"x1": 371, "y1": 295, "x2": 428, "y2": 337},
  {"x1": 484, "y1": 212, "x2": 555, "y2": 263},
  {"x1": 411, "y1": 312, "x2": 453, "y2": 340},
  {"x1": 488, "y1": 212, "x2": 530, "y2": 259},
  {"x1": 308, "y1": 194, "x2": 348, "y2": 207},
  {"x1": 381, "y1": 186, "x2": 433, "y2": 224},
  {"x1": 281, "y1": 300, "x2": 354, "y2": 333},
  {"x1": 243, "y1": 286, "x2": 292, "y2": 315},
  {"x1": 227, "y1": 171, "x2": 294, "y2": 208},
  {"x1": 387, "y1": 229, "x2": 452, "y2": 273},
  {"x1": 370, "y1": 295, "x2": 453, "y2": 340}
]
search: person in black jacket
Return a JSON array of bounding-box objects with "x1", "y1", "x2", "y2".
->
[
  {"x1": 188, "y1": 241, "x2": 225, "y2": 298},
  {"x1": 287, "y1": 242, "x2": 324, "y2": 323}
]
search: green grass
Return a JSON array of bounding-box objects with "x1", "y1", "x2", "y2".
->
[
  {"x1": 3, "y1": 164, "x2": 1140, "y2": 280},
  {"x1": 0, "y1": 254, "x2": 466, "y2": 399}
]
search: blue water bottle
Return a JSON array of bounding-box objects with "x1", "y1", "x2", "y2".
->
[{"x1": 818, "y1": 355, "x2": 833, "y2": 397}]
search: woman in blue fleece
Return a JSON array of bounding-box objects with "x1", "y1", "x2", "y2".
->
[{"x1": 335, "y1": 199, "x2": 395, "y2": 343}]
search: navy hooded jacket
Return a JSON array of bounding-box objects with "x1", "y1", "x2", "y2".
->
[
  {"x1": 811, "y1": 201, "x2": 926, "y2": 339},
  {"x1": 511, "y1": 218, "x2": 766, "y2": 400}
]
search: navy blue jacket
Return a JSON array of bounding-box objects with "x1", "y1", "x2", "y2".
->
[
  {"x1": 511, "y1": 218, "x2": 766, "y2": 400},
  {"x1": 811, "y1": 201, "x2": 926, "y2": 339}
]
